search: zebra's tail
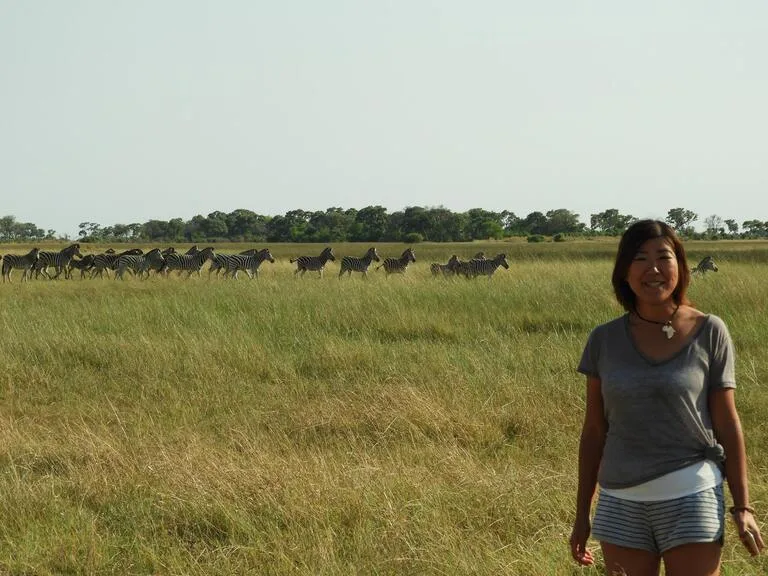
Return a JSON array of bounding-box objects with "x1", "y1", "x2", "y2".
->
[{"x1": 290, "y1": 258, "x2": 297, "y2": 264}]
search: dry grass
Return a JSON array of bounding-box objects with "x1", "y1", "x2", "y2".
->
[{"x1": 0, "y1": 241, "x2": 766, "y2": 575}]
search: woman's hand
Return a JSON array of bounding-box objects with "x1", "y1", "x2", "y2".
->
[
  {"x1": 732, "y1": 509, "x2": 764, "y2": 556},
  {"x1": 569, "y1": 517, "x2": 595, "y2": 566}
]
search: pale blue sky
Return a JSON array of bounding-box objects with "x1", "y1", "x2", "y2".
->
[{"x1": 2, "y1": 1, "x2": 766, "y2": 238}]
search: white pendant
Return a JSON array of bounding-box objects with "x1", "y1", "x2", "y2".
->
[{"x1": 662, "y1": 323, "x2": 676, "y2": 339}]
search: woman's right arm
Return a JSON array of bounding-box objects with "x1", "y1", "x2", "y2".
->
[{"x1": 570, "y1": 375, "x2": 607, "y2": 566}]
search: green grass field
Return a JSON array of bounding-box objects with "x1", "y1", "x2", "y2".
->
[{"x1": 1, "y1": 240, "x2": 766, "y2": 575}]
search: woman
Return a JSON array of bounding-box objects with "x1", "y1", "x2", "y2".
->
[{"x1": 569, "y1": 220, "x2": 763, "y2": 575}]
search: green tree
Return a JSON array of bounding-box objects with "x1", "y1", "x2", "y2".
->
[
  {"x1": 352, "y1": 205, "x2": 389, "y2": 242},
  {"x1": 386, "y1": 210, "x2": 406, "y2": 241},
  {"x1": 401, "y1": 206, "x2": 432, "y2": 239},
  {"x1": 425, "y1": 207, "x2": 466, "y2": 241},
  {"x1": 265, "y1": 215, "x2": 291, "y2": 242},
  {"x1": 544, "y1": 209, "x2": 584, "y2": 235},
  {"x1": 0, "y1": 215, "x2": 19, "y2": 240},
  {"x1": 78, "y1": 222, "x2": 103, "y2": 242},
  {"x1": 724, "y1": 219, "x2": 739, "y2": 236},
  {"x1": 522, "y1": 211, "x2": 547, "y2": 235},
  {"x1": 285, "y1": 209, "x2": 310, "y2": 241},
  {"x1": 167, "y1": 218, "x2": 185, "y2": 241},
  {"x1": 666, "y1": 208, "x2": 698, "y2": 235},
  {"x1": 185, "y1": 215, "x2": 208, "y2": 242},
  {"x1": 226, "y1": 209, "x2": 267, "y2": 241},
  {"x1": 742, "y1": 220, "x2": 767, "y2": 238},
  {"x1": 465, "y1": 208, "x2": 504, "y2": 240},
  {"x1": 142, "y1": 219, "x2": 171, "y2": 241},
  {"x1": 306, "y1": 208, "x2": 352, "y2": 242},
  {"x1": 501, "y1": 211, "x2": 523, "y2": 236},
  {"x1": 590, "y1": 209, "x2": 636, "y2": 235},
  {"x1": 704, "y1": 214, "x2": 724, "y2": 237}
]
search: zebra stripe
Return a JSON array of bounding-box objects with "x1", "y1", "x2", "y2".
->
[
  {"x1": 2, "y1": 248, "x2": 40, "y2": 283},
  {"x1": 115, "y1": 248, "x2": 169, "y2": 280},
  {"x1": 33, "y1": 243, "x2": 83, "y2": 279},
  {"x1": 91, "y1": 248, "x2": 144, "y2": 279},
  {"x1": 430, "y1": 255, "x2": 459, "y2": 277},
  {"x1": 224, "y1": 248, "x2": 275, "y2": 279},
  {"x1": 692, "y1": 256, "x2": 718, "y2": 276},
  {"x1": 376, "y1": 248, "x2": 416, "y2": 276},
  {"x1": 455, "y1": 253, "x2": 509, "y2": 279},
  {"x1": 290, "y1": 247, "x2": 335, "y2": 278},
  {"x1": 209, "y1": 249, "x2": 259, "y2": 278},
  {"x1": 68, "y1": 254, "x2": 95, "y2": 279},
  {"x1": 162, "y1": 247, "x2": 216, "y2": 277},
  {"x1": 338, "y1": 247, "x2": 380, "y2": 278}
]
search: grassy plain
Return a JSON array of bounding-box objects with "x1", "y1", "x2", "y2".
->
[{"x1": 0, "y1": 240, "x2": 766, "y2": 575}]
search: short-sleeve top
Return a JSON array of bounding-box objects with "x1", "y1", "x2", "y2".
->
[{"x1": 577, "y1": 314, "x2": 736, "y2": 489}]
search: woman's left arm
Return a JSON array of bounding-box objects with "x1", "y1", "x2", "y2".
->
[{"x1": 710, "y1": 388, "x2": 765, "y2": 556}]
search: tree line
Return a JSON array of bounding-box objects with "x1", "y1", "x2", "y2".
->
[{"x1": 1, "y1": 207, "x2": 767, "y2": 243}]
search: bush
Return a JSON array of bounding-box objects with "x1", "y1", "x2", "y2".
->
[
  {"x1": 403, "y1": 232, "x2": 424, "y2": 244},
  {"x1": 527, "y1": 235, "x2": 546, "y2": 243},
  {"x1": 553, "y1": 233, "x2": 566, "y2": 242}
]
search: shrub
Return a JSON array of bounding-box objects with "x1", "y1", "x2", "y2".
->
[
  {"x1": 553, "y1": 233, "x2": 566, "y2": 242},
  {"x1": 527, "y1": 235, "x2": 546, "y2": 243},
  {"x1": 403, "y1": 232, "x2": 424, "y2": 244}
]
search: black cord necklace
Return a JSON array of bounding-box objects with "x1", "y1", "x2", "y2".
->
[{"x1": 633, "y1": 305, "x2": 680, "y2": 340}]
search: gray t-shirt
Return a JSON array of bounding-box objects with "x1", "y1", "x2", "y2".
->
[{"x1": 577, "y1": 314, "x2": 736, "y2": 489}]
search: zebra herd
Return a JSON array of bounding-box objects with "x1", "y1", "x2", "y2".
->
[
  {"x1": 0, "y1": 245, "x2": 413, "y2": 282},
  {"x1": 0, "y1": 245, "x2": 721, "y2": 284},
  {"x1": 0, "y1": 244, "x2": 267, "y2": 283},
  {"x1": 429, "y1": 252, "x2": 510, "y2": 279}
]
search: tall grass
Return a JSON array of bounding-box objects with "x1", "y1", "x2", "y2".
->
[{"x1": 0, "y1": 242, "x2": 766, "y2": 574}]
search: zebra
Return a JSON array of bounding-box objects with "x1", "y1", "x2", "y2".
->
[
  {"x1": 209, "y1": 248, "x2": 259, "y2": 278},
  {"x1": 692, "y1": 256, "x2": 718, "y2": 276},
  {"x1": 376, "y1": 247, "x2": 416, "y2": 276},
  {"x1": 2, "y1": 248, "x2": 40, "y2": 282},
  {"x1": 430, "y1": 255, "x2": 460, "y2": 277},
  {"x1": 90, "y1": 248, "x2": 144, "y2": 279},
  {"x1": 338, "y1": 247, "x2": 380, "y2": 278},
  {"x1": 32, "y1": 243, "x2": 83, "y2": 279},
  {"x1": 290, "y1": 247, "x2": 335, "y2": 278},
  {"x1": 161, "y1": 246, "x2": 216, "y2": 277},
  {"x1": 224, "y1": 248, "x2": 276, "y2": 279},
  {"x1": 115, "y1": 248, "x2": 170, "y2": 280},
  {"x1": 455, "y1": 253, "x2": 509, "y2": 279},
  {"x1": 68, "y1": 254, "x2": 95, "y2": 279}
]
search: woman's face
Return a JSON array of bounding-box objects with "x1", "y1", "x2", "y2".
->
[{"x1": 625, "y1": 237, "x2": 680, "y2": 306}]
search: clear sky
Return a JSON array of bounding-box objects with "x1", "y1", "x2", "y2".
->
[{"x1": 2, "y1": 1, "x2": 766, "y2": 238}]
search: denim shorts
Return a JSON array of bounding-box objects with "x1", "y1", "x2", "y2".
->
[{"x1": 592, "y1": 484, "x2": 724, "y2": 554}]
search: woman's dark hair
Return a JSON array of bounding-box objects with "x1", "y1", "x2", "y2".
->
[{"x1": 611, "y1": 220, "x2": 691, "y2": 311}]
